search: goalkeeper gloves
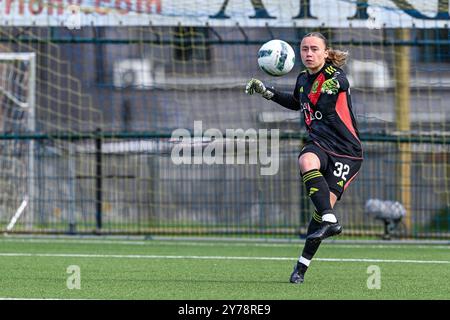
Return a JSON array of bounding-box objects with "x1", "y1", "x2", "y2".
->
[
  {"x1": 245, "y1": 78, "x2": 274, "y2": 100},
  {"x1": 321, "y1": 78, "x2": 340, "y2": 95}
]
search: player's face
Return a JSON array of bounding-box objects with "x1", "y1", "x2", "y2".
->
[{"x1": 300, "y1": 36, "x2": 328, "y2": 74}]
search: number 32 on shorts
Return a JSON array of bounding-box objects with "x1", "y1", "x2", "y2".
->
[{"x1": 333, "y1": 162, "x2": 350, "y2": 181}]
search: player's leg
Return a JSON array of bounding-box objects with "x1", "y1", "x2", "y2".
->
[
  {"x1": 290, "y1": 192, "x2": 337, "y2": 284},
  {"x1": 291, "y1": 146, "x2": 335, "y2": 283},
  {"x1": 291, "y1": 155, "x2": 363, "y2": 284},
  {"x1": 307, "y1": 157, "x2": 362, "y2": 243},
  {"x1": 290, "y1": 146, "x2": 342, "y2": 284},
  {"x1": 305, "y1": 191, "x2": 342, "y2": 243},
  {"x1": 301, "y1": 193, "x2": 337, "y2": 259},
  {"x1": 299, "y1": 150, "x2": 340, "y2": 226}
]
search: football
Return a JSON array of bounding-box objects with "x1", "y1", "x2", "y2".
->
[{"x1": 257, "y1": 39, "x2": 295, "y2": 76}]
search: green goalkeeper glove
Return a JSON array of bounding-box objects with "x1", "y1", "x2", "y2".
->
[
  {"x1": 245, "y1": 78, "x2": 274, "y2": 100},
  {"x1": 321, "y1": 78, "x2": 340, "y2": 95}
]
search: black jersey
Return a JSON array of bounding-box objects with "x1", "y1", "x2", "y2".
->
[{"x1": 269, "y1": 63, "x2": 363, "y2": 159}]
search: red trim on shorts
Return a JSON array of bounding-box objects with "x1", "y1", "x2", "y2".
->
[
  {"x1": 344, "y1": 170, "x2": 360, "y2": 191},
  {"x1": 313, "y1": 141, "x2": 363, "y2": 161}
]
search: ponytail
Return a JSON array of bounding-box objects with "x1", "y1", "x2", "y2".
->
[{"x1": 326, "y1": 49, "x2": 348, "y2": 68}]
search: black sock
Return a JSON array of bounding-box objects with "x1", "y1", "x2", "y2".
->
[
  {"x1": 296, "y1": 261, "x2": 308, "y2": 274},
  {"x1": 298, "y1": 215, "x2": 323, "y2": 271},
  {"x1": 302, "y1": 169, "x2": 332, "y2": 216}
]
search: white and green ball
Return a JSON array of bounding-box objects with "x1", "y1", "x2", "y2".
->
[{"x1": 257, "y1": 39, "x2": 295, "y2": 77}]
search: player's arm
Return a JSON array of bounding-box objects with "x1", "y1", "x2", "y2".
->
[
  {"x1": 245, "y1": 78, "x2": 300, "y2": 111},
  {"x1": 267, "y1": 87, "x2": 300, "y2": 111},
  {"x1": 332, "y1": 69, "x2": 349, "y2": 91}
]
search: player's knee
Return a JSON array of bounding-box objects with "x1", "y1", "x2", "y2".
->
[{"x1": 299, "y1": 153, "x2": 320, "y2": 173}]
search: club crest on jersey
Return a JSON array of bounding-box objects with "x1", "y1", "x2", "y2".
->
[{"x1": 311, "y1": 81, "x2": 319, "y2": 94}]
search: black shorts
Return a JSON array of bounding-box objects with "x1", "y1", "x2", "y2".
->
[{"x1": 299, "y1": 143, "x2": 362, "y2": 200}]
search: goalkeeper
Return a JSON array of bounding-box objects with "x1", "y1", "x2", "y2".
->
[{"x1": 245, "y1": 32, "x2": 363, "y2": 284}]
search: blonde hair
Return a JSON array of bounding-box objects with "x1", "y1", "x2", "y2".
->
[
  {"x1": 326, "y1": 49, "x2": 348, "y2": 68},
  {"x1": 303, "y1": 32, "x2": 349, "y2": 68}
]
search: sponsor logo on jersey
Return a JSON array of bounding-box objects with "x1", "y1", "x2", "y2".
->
[{"x1": 301, "y1": 102, "x2": 322, "y2": 126}]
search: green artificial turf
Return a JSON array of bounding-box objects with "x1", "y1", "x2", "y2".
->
[{"x1": 0, "y1": 236, "x2": 448, "y2": 300}]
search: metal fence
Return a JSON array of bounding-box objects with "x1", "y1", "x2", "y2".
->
[{"x1": 0, "y1": 132, "x2": 448, "y2": 240}]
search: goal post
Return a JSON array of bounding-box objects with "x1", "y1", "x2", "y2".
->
[{"x1": 0, "y1": 52, "x2": 36, "y2": 232}]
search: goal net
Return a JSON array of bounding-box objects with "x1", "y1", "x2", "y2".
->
[
  {"x1": 0, "y1": 1, "x2": 448, "y2": 239},
  {"x1": 0, "y1": 52, "x2": 36, "y2": 231},
  {"x1": 0, "y1": 29, "x2": 102, "y2": 233}
]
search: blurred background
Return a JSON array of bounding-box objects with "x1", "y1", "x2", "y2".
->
[{"x1": 0, "y1": 0, "x2": 448, "y2": 240}]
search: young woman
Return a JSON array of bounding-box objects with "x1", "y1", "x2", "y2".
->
[{"x1": 245, "y1": 32, "x2": 363, "y2": 284}]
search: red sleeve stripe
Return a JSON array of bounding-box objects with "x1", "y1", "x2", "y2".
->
[{"x1": 335, "y1": 92, "x2": 359, "y2": 141}]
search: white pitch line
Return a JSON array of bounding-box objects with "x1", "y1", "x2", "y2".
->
[
  {"x1": 0, "y1": 238, "x2": 147, "y2": 246},
  {"x1": 0, "y1": 252, "x2": 448, "y2": 264},
  {"x1": 0, "y1": 238, "x2": 449, "y2": 249}
]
